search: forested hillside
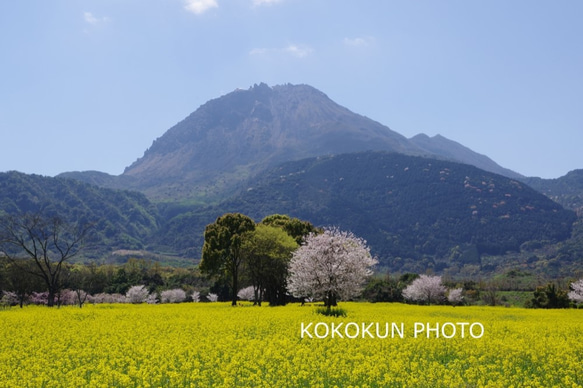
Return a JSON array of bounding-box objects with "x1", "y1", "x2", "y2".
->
[
  {"x1": 0, "y1": 171, "x2": 160, "y2": 255},
  {"x1": 524, "y1": 169, "x2": 583, "y2": 216},
  {"x1": 154, "y1": 152, "x2": 577, "y2": 272}
]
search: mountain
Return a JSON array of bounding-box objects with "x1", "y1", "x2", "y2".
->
[
  {"x1": 523, "y1": 169, "x2": 583, "y2": 216},
  {"x1": 409, "y1": 134, "x2": 524, "y2": 179},
  {"x1": 4, "y1": 153, "x2": 579, "y2": 275},
  {"x1": 153, "y1": 151, "x2": 577, "y2": 273},
  {"x1": 60, "y1": 83, "x2": 522, "y2": 202},
  {"x1": 120, "y1": 83, "x2": 420, "y2": 200},
  {"x1": 0, "y1": 171, "x2": 160, "y2": 255}
]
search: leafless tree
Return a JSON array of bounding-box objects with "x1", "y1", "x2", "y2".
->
[{"x1": 0, "y1": 213, "x2": 93, "y2": 307}]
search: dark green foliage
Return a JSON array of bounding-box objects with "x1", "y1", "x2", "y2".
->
[
  {"x1": 215, "y1": 152, "x2": 576, "y2": 271},
  {"x1": 1, "y1": 259, "x2": 45, "y2": 307},
  {"x1": 0, "y1": 257, "x2": 212, "y2": 303},
  {"x1": 200, "y1": 213, "x2": 256, "y2": 306},
  {"x1": 524, "y1": 169, "x2": 583, "y2": 213},
  {"x1": 240, "y1": 224, "x2": 297, "y2": 306},
  {"x1": 151, "y1": 152, "x2": 577, "y2": 276},
  {"x1": 529, "y1": 283, "x2": 570, "y2": 308},
  {"x1": 315, "y1": 306, "x2": 347, "y2": 317},
  {"x1": 362, "y1": 275, "x2": 406, "y2": 303},
  {"x1": 399, "y1": 273, "x2": 420, "y2": 284}
]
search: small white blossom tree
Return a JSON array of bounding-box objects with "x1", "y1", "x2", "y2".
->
[
  {"x1": 191, "y1": 290, "x2": 201, "y2": 303},
  {"x1": 402, "y1": 275, "x2": 447, "y2": 305},
  {"x1": 237, "y1": 286, "x2": 255, "y2": 302},
  {"x1": 568, "y1": 278, "x2": 583, "y2": 304},
  {"x1": 447, "y1": 288, "x2": 464, "y2": 306},
  {"x1": 0, "y1": 291, "x2": 19, "y2": 307},
  {"x1": 91, "y1": 293, "x2": 126, "y2": 304},
  {"x1": 160, "y1": 289, "x2": 187, "y2": 304},
  {"x1": 126, "y1": 285, "x2": 149, "y2": 304},
  {"x1": 287, "y1": 228, "x2": 377, "y2": 310},
  {"x1": 207, "y1": 293, "x2": 219, "y2": 302}
]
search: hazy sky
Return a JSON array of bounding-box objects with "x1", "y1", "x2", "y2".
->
[{"x1": 1, "y1": 1, "x2": 582, "y2": 179}]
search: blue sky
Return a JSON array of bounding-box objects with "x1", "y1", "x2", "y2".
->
[{"x1": 1, "y1": 1, "x2": 582, "y2": 179}]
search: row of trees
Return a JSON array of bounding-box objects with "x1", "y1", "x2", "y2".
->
[
  {"x1": 0, "y1": 211, "x2": 379, "y2": 309},
  {"x1": 200, "y1": 213, "x2": 317, "y2": 306},
  {"x1": 2, "y1": 211, "x2": 582, "y2": 309},
  {"x1": 362, "y1": 273, "x2": 583, "y2": 308},
  {"x1": 0, "y1": 211, "x2": 212, "y2": 307},
  {"x1": 0, "y1": 257, "x2": 213, "y2": 308},
  {"x1": 398, "y1": 274, "x2": 583, "y2": 308},
  {"x1": 0, "y1": 286, "x2": 219, "y2": 308},
  {"x1": 200, "y1": 213, "x2": 378, "y2": 309}
]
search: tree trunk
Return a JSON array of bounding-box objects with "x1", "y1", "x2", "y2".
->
[
  {"x1": 231, "y1": 264, "x2": 238, "y2": 306},
  {"x1": 47, "y1": 290, "x2": 56, "y2": 307},
  {"x1": 76, "y1": 289, "x2": 85, "y2": 308},
  {"x1": 325, "y1": 291, "x2": 338, "y2": 310}
]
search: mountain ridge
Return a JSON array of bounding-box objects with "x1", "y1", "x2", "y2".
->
[
  {"x1": 59, "y1": 83, "x2": 524, "y2": 202},
  {"x1": 410, "y1": 133, "x2": 524, "y2": 180}
]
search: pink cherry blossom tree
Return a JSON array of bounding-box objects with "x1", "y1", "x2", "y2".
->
[
  {"x1": 287, "y1": 228, "x2": 377, "y2": 310},
  {"x1": 568, "y1": 278, "x2": 583, "y2": 304},
  {"x1": 402, "y1": 275, "x2": 447, "y2": 305}
]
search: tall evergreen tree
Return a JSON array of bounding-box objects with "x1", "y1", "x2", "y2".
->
[{"x1": 200, "y1": 213, "x2": 255, "y2": 306}]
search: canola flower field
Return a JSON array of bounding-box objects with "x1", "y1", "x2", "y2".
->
[{"x1": 0, "y1": 302, "x2": 582, "y2": 388}]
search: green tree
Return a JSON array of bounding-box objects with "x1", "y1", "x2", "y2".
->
[
  {"x1": 260, "y1": 214, "x2": 319, "y2": 244},
  {"x1": 3, "y1": 259, "x2": 45, "y2": 307},
  {"x1": 200, "y1": 213, "x2": 255, "y2": 306},
  {"x1": 362, "y1": 274, "x2": 405, "y2": 303},
  {"x1": 241, "y1": 224, "x2": 297, "y2": 306},
  {"x1": 65, "y1": 265, "x2": 95, "y2": 308},
  {"x1": 530, "y1": 283, "x2": 570, "y2": 308}
]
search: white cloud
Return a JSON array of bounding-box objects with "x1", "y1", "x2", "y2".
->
[
  {"x1": 252, "y1": 0, "x2": 283, "y2": 6},
  {"x1": 184, "y1": 0, "x2": 218, "y2": 15},
  {"x1": 344, "y1": 36, "x2": 375, "y2": 47},
  {"x1": 249, "y1": 48, "x2": 268, "y2": 56},
  {"x1": 250, "y1": 44, "x2": 312, "y2": 59},
  {"x1": 284, "y1": 44, "x2": 312, "y2": 58},
  {"x1": 83, "y1": 12, "x2": 110, "y2": 26}
]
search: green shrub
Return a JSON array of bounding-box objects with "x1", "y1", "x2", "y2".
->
[{"x1": 315, "y1": 306, "x2": 347, "y2": 317}]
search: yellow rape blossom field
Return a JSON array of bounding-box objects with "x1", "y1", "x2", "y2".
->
[{"x1": 1, "y1": 302, "x2": 582, "y2": 387}]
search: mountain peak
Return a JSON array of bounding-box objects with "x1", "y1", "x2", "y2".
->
[
  {"x1": 68, "y1": 83, "x2": 524, "y2": 201},
  {"x1": 121, "y1": 83, "x2": 417, "y2": 200}
]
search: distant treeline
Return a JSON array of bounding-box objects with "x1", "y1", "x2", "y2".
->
[{"x1": 1, "y1": 257, "x2": 581, "y2": 309}]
